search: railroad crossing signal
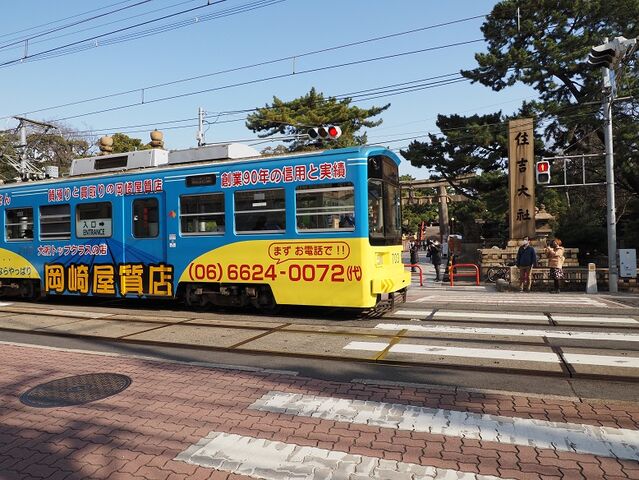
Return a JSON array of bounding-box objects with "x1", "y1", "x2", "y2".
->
[
  {"x1": 308, "y1": 125, "x2": 342, "y2": 141},
  {"x1": 536, "y1": 160, "x2": 550, "y2": 185}
]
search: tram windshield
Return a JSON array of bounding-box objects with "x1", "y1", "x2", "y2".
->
[{"x1": 368, "y1": 155, "x2": 402, "y2": 246}]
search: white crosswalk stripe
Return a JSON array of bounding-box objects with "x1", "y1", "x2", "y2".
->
[
  {"x1": 394, "y1": 310, "x2": 638, "y2": 325},
  {"x1": 375, "y1": 323, "x2": 639, "y2": 342},
  {"x1": 552, "y1": 314, "x2": 638, "y2": 324},
  {"x1": 249, "y1": 391, "x2": 639, "y2": 461},
  {"x1": 412, "y1": 294, "x2": 608, "y2": 307},
  {"x1": 395, "y1": 310, "x2": 548, "y2": 321},
  {"x1": 344, "y1": 340, "x2": 639, "y2": 373},
  {"x1": 344, "y1": 341, "x2": 560, "y2": 363},
  {"x1": 563, "y1": 353, "x2": 639, "y2": 368},
  {"x1": 176, "y1": 432, "x2": 508, "y2": 480}
]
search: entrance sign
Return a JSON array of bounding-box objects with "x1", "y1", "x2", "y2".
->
[{"x1": 508, "y1": 119, "x2": 536, "y2": 240}]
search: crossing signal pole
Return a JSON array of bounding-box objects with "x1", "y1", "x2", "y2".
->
[{"x1": 587, "y1": 36, "x2": 637, "y2": 293}]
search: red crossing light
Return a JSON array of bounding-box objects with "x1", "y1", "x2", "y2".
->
[
  {"x1": 308, "y1": 125, "x2": 342, "y2": 141},
  {"x1": 536, "y1": 160, "x2": 550, "y2": 184}
]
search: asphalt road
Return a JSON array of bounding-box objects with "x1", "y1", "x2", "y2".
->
[{"x1": 1, "y1": 286, "x2": 639, "y2": 403}]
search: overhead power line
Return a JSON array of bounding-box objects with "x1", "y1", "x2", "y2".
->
[
  {"x1": 0, "y1": 1, "x2": 203, "y2": 54},
  {"x1": 3, "y1": 14, "x2": 487, "y2": 120},
  {"x1": 0, "y1": 0, "x2": 139, "y2": 41},
  {"x1": 0, "y1": 0, "x2": 154, "y2": 52},
  {"x1": 0, "y1": 0, "x2": 288, "y2": 68},
  {"x1": 48, "y1": 38, "x2": 484, "y2": 123},
  {"x1": 62, "y1": 77, "x2": 600, "y2": 146},
  {"x1": 0, "y1": 0, "x2": 226, "y2": 67}
]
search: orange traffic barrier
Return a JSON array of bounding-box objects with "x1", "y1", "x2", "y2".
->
[
  {"x1": 449, "y1": 263, "x2": 479, "y2": 287},
  {"x1": 404, "y1": 264, "x2": 424, "y2": 287}
]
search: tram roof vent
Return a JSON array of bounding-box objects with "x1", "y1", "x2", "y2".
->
[
  {"x1": 69, "y1": 149, "x2": 169, "y2": 176},
  {"x1": 168, "y1": 143, "x2": 260, "y2": 165}
]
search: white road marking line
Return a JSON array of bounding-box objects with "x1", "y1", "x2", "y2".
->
[
  {"x1": 600, "y1": 297, "x2": 634, "y2": 308},
  {"x1": 0, "y1": 302, "x2": 13, "y2": 306},
  {"x1": 393, "y1": 310, "x2": 548, "y2": 322},
  {"x1": 176, "y1": 432, "x2": 507, "y2": 480},
  {"x1": 563, "y1": 354, "x2": 639, "y2": 368},
  {"x1": 412, "y1": 295, "x2": 607, "y2": 306},
  {"x1": 344, "y1": 341, "x2": 560, "y2": 363},
  {"x1": 250, "y1": 391, "x2": 639, "y2": 461},
  {"x1": 344, "y1": 341, "x2": 389, "y2": 352},
  {"x1": 552, "y1": 315, "x2": 638, "y2": 324},
  {"x1": 434, "y1": 311, "x2": 547, "y2": 321},
  {"x1": 44, "y1": 309, "x2": 113, "y2": 319},
  {"x1": 375, "y1": 323, "x2": 639, "y2": 342}
]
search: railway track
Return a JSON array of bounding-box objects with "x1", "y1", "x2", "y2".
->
[{"x1": 1, "y1": 298, "x2": 639, "y2": 382}]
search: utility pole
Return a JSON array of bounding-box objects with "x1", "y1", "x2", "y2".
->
[
  {"x1": 437, "y1": 185, "x2": 449, "y2": 242},
  {"x1": 587, "y1": 35, "x2": 637, "y2": 293},
  {"x1": 196, "y1": 107, "x2": 205, "y2": 146},
  {"x1": 602, "y1": 64, "x2": 618, "y2": 293},
  {"x1": 19, "y1": 122, "x2": 28, "y2": 180},
  {"x1": 12, "y1": 116, "x2": 56, "y2": 181}
]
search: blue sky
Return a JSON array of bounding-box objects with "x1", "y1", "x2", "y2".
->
[{"x1": 0, "y1": 0, "x2": 536, "y2": 179}]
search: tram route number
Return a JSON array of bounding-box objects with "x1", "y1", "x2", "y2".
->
[{"x1": 188, "y1": 263, "x2": 362, "y2": 282}]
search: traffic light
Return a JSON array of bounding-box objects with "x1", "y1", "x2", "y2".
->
[
  {"x1": 536, "y1": 160, "x2": 550, "y2": 185},
  {"x1": 588, "y1": 36, "x2": 637, "y2": 69},
  {"x1": 308, "y1": 125, "x2": 342, "y2": 141}
]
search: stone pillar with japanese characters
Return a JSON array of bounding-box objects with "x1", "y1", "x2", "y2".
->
[{"x1": 508, "y1": 118, "x2": 535, "y2": 241}]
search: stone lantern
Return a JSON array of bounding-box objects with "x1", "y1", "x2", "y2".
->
[{"x1": 535, "y1": 204, "x2": 554, "y2": 244}]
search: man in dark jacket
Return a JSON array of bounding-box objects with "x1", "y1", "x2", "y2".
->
[
  {"x1": 516, "y1": 236, "x2": 537, "y2": 292},
  {"x1": 429, "y1": 240, "x2": 442, "y2": 281}
]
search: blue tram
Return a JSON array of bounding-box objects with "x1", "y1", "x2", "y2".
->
[{"x1": 0, "y1": 143, "x2": 410, "y2": 309}]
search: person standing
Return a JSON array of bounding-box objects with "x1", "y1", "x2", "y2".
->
[
  {"x1": 516, "y1": 236, "x2": 537, "y2": 292},
  {"x1": 545, "y1": 238, "x2": 565, "y2": 293},
  {"x1": 429, "y1": 240, "x2": 442, "y2": 281},
  {"x1": 409, "y1": 238, "x2": 419, "y2": 272}
]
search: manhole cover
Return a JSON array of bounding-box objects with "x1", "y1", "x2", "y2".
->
[{"x1": 20, "y1": 373, "x2": 131, "y2": 408}]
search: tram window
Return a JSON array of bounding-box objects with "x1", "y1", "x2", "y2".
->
[
  {"x1": 296, "y1": 183, "x2": 355, "y2": 232},
  {"x1": 76, "y1": 202, "x2": 112, "y2": 238},
  {"x1": 132, "y1": 198, "x2": 159, "y2": 238},
  {"x1": 368, "y1": 180, "x2": 385, "y2": 240},
  {"x1": 368, "y1": 155, "x2": 402, "y2": 246},
  {"x1": 5, "y1": 208, "x2": 34, "y2": 241},
  {"x1": 385, "y1": 182, "x2": 402, "y2": 240},
  {"x1": 180, "y1": 193, "x2": 225, "y2": 235},
  {"x1": 235, "y1": 188, "x2": 285, "y2": 234},
  {"x1": 40, "y1": 204, "x2": 71, "y2": 240}
]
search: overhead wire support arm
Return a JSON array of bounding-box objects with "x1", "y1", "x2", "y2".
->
[{"x1": 541, "y1": 153, "x2": 606, "y2": 188}]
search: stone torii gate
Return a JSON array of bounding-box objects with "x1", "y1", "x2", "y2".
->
[{"x1": 400, "y1": 174, "x2": 475, "y2": 240}]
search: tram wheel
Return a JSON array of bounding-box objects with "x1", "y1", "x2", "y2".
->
[
  {"x1": 183, "y1": 284, "x2": 206, "y2": 309},
  {"x1": 256, "y1": 288, "x2": 280, "y2": 314},
  {"x1": 19, "y1": 280, "x2": 38, "y2": 300}
]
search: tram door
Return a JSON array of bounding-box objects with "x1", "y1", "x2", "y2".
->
[{"x1": 123, "y1": 194, "x2": 168, "y2": 295}]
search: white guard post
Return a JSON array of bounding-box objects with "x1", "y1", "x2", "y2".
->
[{"x1": 586, "y1": 263, "x2": 598, "y2": 294}]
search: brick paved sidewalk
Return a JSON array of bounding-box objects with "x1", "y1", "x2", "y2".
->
[{"x1": 1, "y1": 341, "x2": 638, "y2": 480}]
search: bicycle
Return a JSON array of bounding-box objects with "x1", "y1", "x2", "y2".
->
[{"x1": 485, "y1": 264, "x2": 513, "y2": 283}]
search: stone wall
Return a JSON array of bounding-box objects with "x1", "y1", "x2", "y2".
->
[
  {"x1": 478, "y1": 247, "x2": 638, "y2": 292},
  {"x1": 478, "y1": 246, "x2": 580, "y2": 272}
]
